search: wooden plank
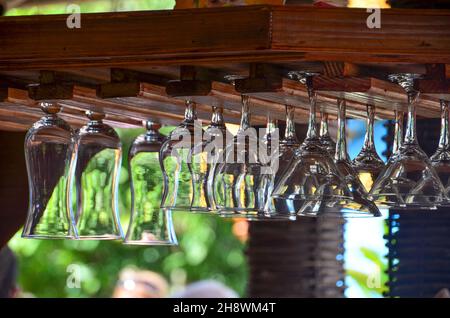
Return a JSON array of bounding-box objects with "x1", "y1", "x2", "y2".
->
[
  {"x1": 0, "y1": 85, "x2": 7, "y2": 102},
  {"x1": 271, "y1": 7, "x2": 450, "y2": 64},
  {"x1": 1, "y1": 6, "x2": 450, "y2": 70},
  {"x1": 138, "y1": 82, "x2": 266, "y2": 125},
  {"x1": 0, "y1": 6, "x2": 271, "y2": 70},
  {"x1": 417, "y1": 79, "x2": 450, "y2": 101}
]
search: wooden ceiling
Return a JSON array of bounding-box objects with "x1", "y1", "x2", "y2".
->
[{"x1": 0, "y1": 5, "x2": 449, "y2": 131}]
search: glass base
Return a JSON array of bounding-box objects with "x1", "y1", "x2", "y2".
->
[
  {"x1": 188, "y1": 207, "x2": 218, "y2": 214},
  {"x1": 372, "y1": 195, "x2": 443, "y2": 210},
  {"x1": 298, "y1": 209, "x2": 380, "y2": 218},
  {"x1": 21, "y1": 234, "x2": 74, "y2": 240},
  {"x1": 218, "y1": 210, "x2": 296, "y2": 221},
  {"x1": 123, "y1": 240, "x2": 177, "y2": 246},
  {"x1": 76, "y1": 235, "x2": 123, "y2": 240},
  {"x1": 272, "y1": 194, "x2": 353, "y2": 202},
  {"x1": 162, "y1": 206, "x2": 209, "y2": 213}
]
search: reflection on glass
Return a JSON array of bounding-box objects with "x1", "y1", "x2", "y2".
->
[
  {"x1": 430, "y1": 100, "x2": 450, "y2": 198},
  {"x1": 352, "y1": 105, "x2": 385, "y2": 192},
  {"x1": 319, "y1": 111, "x2": 335, "y2": 156},
  {"x1": 272, "y1": 71, "x2": 352, "y2": 203},
  {"x1": 160, "y1": 100, "x2": 197, "y2": 211},
  {"x1": 299, "y1": 99, "x2": 380, "y2": 218},
  {"x1": 23, "y1": 101, "x2": 76, "y2": 239},
  {"x1": 263, "y1": 107, "x2": 299, "y2": 220},
  {"x1": 72, "y1": 111, "x2": 123, "y2": 239},
  {"x1": 190, "y1": 106, "x2": 227, "y2": 213},
  {"x1": 125, "y1": 121, "x2": 177, "y2": 245},
  {"x1": 214, "y1": 95, "x2": 265, "y2": 218},
  {"x1": 370, "y1": 73, "x2": 447, "y2": 209}
]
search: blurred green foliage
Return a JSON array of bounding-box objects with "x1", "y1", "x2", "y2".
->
[
  {"x1": 346, "y1": 247, "x2": 388, "y2": 297},
  {"x1": 5, "y1": 0, "x2": 175, "y2": 16},
  {"x1": 9, "y1": 128, "x2": 248, "y2": 297}
]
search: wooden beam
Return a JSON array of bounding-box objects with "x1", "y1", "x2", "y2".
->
[
  {"x1": 0, "y1": 6, "x2": 271, "y2": 70},
  {"x1": 271, "y1": 7, "x2": 450, "y2": 64},
  {"x1": 97, "y1": 68, "x2": 172, "y2": 98},
  {"x1": 0, "y1": 6, "x2": 449, "y2": 70},
  {"x1": 0, "y1": 85, "x2": 6, "y2": 102}
]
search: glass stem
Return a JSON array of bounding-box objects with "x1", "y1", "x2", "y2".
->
[
  {"x1": 393, "y1": 109, "x2": 404, "y2": 154},
  {"x1": 363, "y1": 104, "x2": 377, "y2": 151},
  {"x1": 284, "y1": 105, "x2": 298, "y2": 143},
  {"x1": 184, "y1": 100, "x2": 197, "y2": 123},
  {"x1": 266, "y1": 114, "x2": 277, "y2": 134},
  {"x1": 438, "y1": 100, "x2": 450, "y2": 150},
  {"x1": 335, "y1": 99, "x2": 350, "y2": 162},
  {"x1": 305, "y1": 77, "x2": 318, "y2": 140},
  {"x1": 404, "y1": 91, "x2": 419, "y2": 145},
  {"x1": 211, "y1": 106, "x2": 225, "y2": 127},
  {"x1": 264, "y1": 113, "x2": 277, "y2": 145},
  {"x1": 239, "y1": 95, "x2": 251, "y2": 131},
  {"x1": 320, "y1": 111, "x2": 330, "y2": 138}
]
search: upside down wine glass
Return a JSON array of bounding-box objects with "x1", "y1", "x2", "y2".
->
[
  {"x1": 319, "y1": 111, "x2": 335, "y2": 156},
  {"x1": 299, "y1": 99, "x2": 381, "y2": 218},
  {"x1": 430, "y1": 100, "x2": 450, "y2": 198},
  {"x1": 213, "y1": 94, "x2": 265, "y2": 218},
  {"x1": 160, "y1": 100, "x2": 197, "y2": 212},
  {"x1": 190, "y1": 106, "x2": 228, "y2": 213},
  {"x1": 23, "y1": 101, "x2": 77, "y2": 239},
  {"x1": 352, "y1": 104, "x2": 385, "y2": 193},
  {"x1": 72, "y1": 111, "x2": 123, "y2": 239},
  {"x1": 262, "y1": 106, "x2": 300, "y2": 219},
  {"x1": 392, "y1": 109, "x2": 404, "y2": 158},
  {"x1": 259, "y1": 115, "x2": 296, "y2": 220},
  {"x1": 124, "y1": 121, "x2": 177, "y2": 245},
  {"x1": 370, "y1": 74, "x2": 447, "y2": 209},
  {"x1": 272, "y1": 71, "x2": 352, "y2": 203}
]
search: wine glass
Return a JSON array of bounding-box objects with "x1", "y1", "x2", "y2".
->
[
  {"x1": 124, "y1": 121, "x2": 178, "y2": 245},
  {"x1": 319, "y1": 111, "x2": 335, "y2": 156},
  {"x1": 272, "y1": 71, "x2": 352, "y2": 203},
  {"x1": 430, "y1": 100, "x2": 450, "y2": 198},
  {"x1": 23, "y1": 101, "x2": 77, "y2": 239},
  {"x1": 352, "y1": 104, "x2": 385, "y2": 192},
  {"x1": 72, "y1": 110, "x2": 123, "y2": 239},
  {"x1": 369, "y1": 73, "x2": 447, "y2": 209},
  {"x1": 262, "y1": 106, "x2": 301, "y2": 220},
  {"x1": 213, "y1": 94, "x2": 265, "y2": 218},
  {"x1": 298, "y1": 99, "x2": 381, "y2": 218},
  {"x1": 160, "y1": 100, "x2": 197, "y2": 212},
  {"x1": 392, "y1": 109, "x2": 404, "y2": 158},
  {"x1": 189, "y1": 106, "x2": 228, "y2": 213}
]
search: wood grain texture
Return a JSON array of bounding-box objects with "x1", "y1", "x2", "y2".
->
[
  {"x1": 0, "y1": 6, "x2": 449, "y2": 70},
  {"x1": 271, "y1": 7, "x2": 450, "y2": 64},
  {"x1": 0, "y1": 6, "x2": 271, "y2": 70}
]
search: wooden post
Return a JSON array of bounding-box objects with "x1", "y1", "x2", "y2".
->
[
  {"x1": 385, "y1": 117, "x2": 450, "y2": 297},
  {"x1": 247, "y1": 123, "x2": 346, "y2": 297},
  {"x1": 247, "y1": 218, "x2": 346, "y2": 297},
  {"x1": 0, "y1": 131, "x2": 28, "y2": 248}
]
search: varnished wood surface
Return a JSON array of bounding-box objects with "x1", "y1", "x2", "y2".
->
[
  {"x1": 0, "y1": 6, "x2": 449, "y2": 70},
  {"x1": 0, "y1": 7, "x2": 449, "y2": 131}
]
